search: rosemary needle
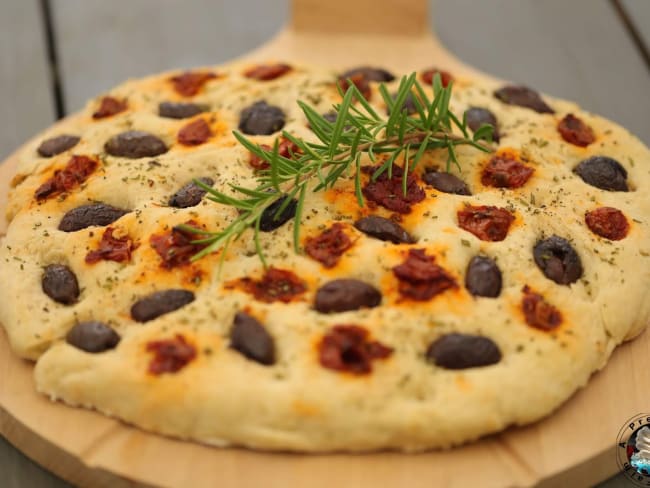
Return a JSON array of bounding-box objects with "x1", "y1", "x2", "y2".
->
[{"x1": 179, "y1": 73, "x2": 494, "y2": 267}]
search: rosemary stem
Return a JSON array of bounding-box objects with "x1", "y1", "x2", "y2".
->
[{"x1": 191, "y1": 72, "x2": 494, "y2": 268}]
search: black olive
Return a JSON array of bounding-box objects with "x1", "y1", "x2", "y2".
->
[
  {"x1": 422, "y1": 170, "x2": 471, "y2": 195},
  {"x1": 494, "y1": 85, "x2": 554, "y2": 114},
  {"x1": 58, "y1": 203, "x2": 129, "y2": 232},
  {"x1": 314, "y1": 279, "x2": 382, "y2": 313},
  {"x1": 354, "y1": 215, "x2": 414, "y2": 244},
  {"x1": 238, "y1": 101, "x2": 285, "y2": 135},
  {"x1": 259, "y1": 196, "x2": 297, "y2": 232},
  {"x1": 427, "y1": 333, "x2": 502, "y2": 369},
  {"x1": 465, "y1": 107, "x2": 500, "y2": 142},
  {"x1": 131, "y1": 289, "x2": 195, "y2": 322},
  {"x1": 573, "y1": 156, "x2": 628, "y2": 192},
  {"x1": 340, "y1": 66, "x2": 395, "y2": 82},
  {"x1": 104, "y1": 131, "x2": 168, "y2": 158},
  {"x1": 230, "y1": 312, "x2": 275, "y2": 365},
  {"x1": 387, "y1": 92, "x2": 418, "y2": 115},
  {"x1": 168, "y1": 177, "x2": 214, "y2": 208},
  {"x1": 533, "y1": 236, "x2": 583, "y2": 285},
  {"x1": 158, "y1": 101, "x2": 207, "y2": 119},
  {"x1": 465, "y1": 256, "x2": 502, "y2": 298},
  {"x1": 37, "y1": 135, "x2": 80, "y2": 157},
  {"x1": 42, "y1": 264, "x2": 79, "y2": 305},
  {"x1": 66, "y1": 321, "x2": 120, "y2": 353}
]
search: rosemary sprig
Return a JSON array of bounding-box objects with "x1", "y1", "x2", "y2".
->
[{"x1": 180, "y1": 72, "x2": 494, "y2": 266}]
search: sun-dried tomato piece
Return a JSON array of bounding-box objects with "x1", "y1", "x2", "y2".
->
[
  {"x1": 521, "y1": 286, "x2": 562, "y2": 331},
  {"x1": 249, "y1": 144, "x2": 272, "y2": 170},
  {"x1": 457, "y1": 205, "x2": 514, "y2": 242},
  {"x1": 35, "y1": 155, "x2": 98, "y2": 200},
  {"x1": 146, "y1": 334, "x2": 196, "y2": 375},
  {"x1": 319, "y1": 325, "x2": 393, "y2": 374},
  {"x1": 85, "y1": 227, "x2": 137, "y2": 264},
  {"x1": 244, "y1": 63, "x2": 292, "y2": 81},
  {"x1": 92, "y1": 96, "x2": 127, "y2": 119},
  {"x1": 249, "y1": 137, "x2": 300, "y2": 170},
  {"x1": 337, "y1": 73, "x2": 371, "y2": 101},
  {"x1": 393, "y1": 248, "x2": 457, "y2": 301},
  {"x1": 233, "y1": 267, "x2": 307, "y2": 303},
  {"x1": 585, "y1": 207, "x2": 629, "y2": 240},
  {"x1": 305, "y1": 223, "x2": 353, "y2": 268},
  {"x1": 362, "y1": 165, "x2": 426, "y2": 214},
  {"x1": 420, "y1": 68, "x2": 453, "y2": 88},
  {"x1": 557, "y1": 114, "x2": 596, "y2": 147},
  {"x1": 177, "y1": 118, "x2": 212, "y2": 146},
  {"x1": 169, "y1": 71, "x2": 217, "y2": 97},
  {"x1": 481, "y1": 155, "x2": 534, "y2": 188},
  {"x1": 150, "y1": 221, "x2": 207, "y2": 269}
]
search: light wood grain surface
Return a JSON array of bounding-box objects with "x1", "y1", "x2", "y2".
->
[{"x1": 0, "y1": 1, "x2": 648, "y2": 486}]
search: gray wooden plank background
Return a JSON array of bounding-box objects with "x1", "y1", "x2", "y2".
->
[
  {"x1": 0, "y1": 0, "x2": 55, "y2": 160},
  {"x1": 623, "y1": 0, "x2": 650, "y2": 47},
  {"x1": 435, "y1": 0, "x2": 650, "y2": 144},
  {"x1": 0, "y1": 0, "x2": 648, "y2": 487},
  {"x1": 51, "y1": 0, "x2": 288, "y2": 112},
  {"x1": 31, "y1": 0, "x2": 650, "y2": 146}
]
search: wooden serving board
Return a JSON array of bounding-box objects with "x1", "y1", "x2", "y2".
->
[{"x1": 1, "y1": 1, "x2": 648, "y2": 486}]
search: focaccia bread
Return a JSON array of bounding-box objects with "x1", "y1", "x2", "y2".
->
[{"x1": 1, "y1": 61, "x2": 649, "y2": 452}]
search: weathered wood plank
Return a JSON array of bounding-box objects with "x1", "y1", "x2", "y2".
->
[
  {"x1": 434, "y1": 0, "x2": 650, "y2": 144},
  {"x1": 0, "y1": 1, "x2": 56, "y2": 160},
  {"x1": 51, "y1": 0, "x2": 287, "y2": 112},
  {"x1": 622, "y1": 0, "x2": 650, "y2": 49},
  {"x1": 0, "y1": 2, "x2": 63, "y2": 485}
]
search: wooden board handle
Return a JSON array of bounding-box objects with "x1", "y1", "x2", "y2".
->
[{"x1": 290, "y1": 0, "x2": 431, "y2": 36}]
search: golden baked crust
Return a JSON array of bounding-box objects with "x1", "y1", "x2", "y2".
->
[{"x1": 1, "y1": 61, "x2": 649, "y2": 451}]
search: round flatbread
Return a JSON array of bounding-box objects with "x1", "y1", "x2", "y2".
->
[{"x1": 1, "y1": 61, "x2": 649, "y2": 451}]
